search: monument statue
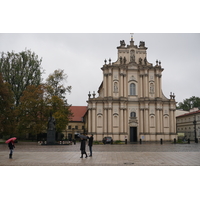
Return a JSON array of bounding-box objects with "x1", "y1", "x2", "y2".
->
[
  {"x1": 47, "y1": 111, "x2": 56, "y2": 144},
  {"x1": 48, "y1": 112, "x2": 56, "y2": 131}
]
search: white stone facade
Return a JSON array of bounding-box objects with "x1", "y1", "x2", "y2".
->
[{"x1": 87, "y1": 38, "x2": 177, "y2": 142}]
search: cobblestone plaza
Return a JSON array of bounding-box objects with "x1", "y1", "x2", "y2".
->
[{"x1": 1, "y1": 142, "x2": 200, "y2": 166}]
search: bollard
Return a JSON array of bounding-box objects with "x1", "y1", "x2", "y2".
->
[
  {"x1": 188, "y1": 138, "x2": 190, "y2": 144},
  {"x1": 74, "y1": 139, "x2": 76, "y2": 145},
  {"x1": 125, "y1": 139, "x2": 127, "y2": 144},
  {"x1": 160, "y1": 138, "x2": 163, "y2": 145},
  {"x1": 140, "y1": 139, "x2": 142, "y2": 144},
  {"x1": 195, "y1": 138, "x2": 198, "y2": 143},
  {"x1": 174, "y1": 138, "x2": 176, "y2": 144}
]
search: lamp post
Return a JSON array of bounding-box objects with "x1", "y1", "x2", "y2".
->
[{"x1": 193, "y1": 115, "x2": 197, "y2": 143}]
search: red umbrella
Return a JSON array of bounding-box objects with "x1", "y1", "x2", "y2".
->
[{"x1": 5, "y1": 137, "x2": 17, "y2": 144}]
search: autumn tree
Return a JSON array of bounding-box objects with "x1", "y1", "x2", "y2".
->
[
  {"x1": 0, "y1": 49, "x2": 43, "y2": 106},
  {"x1": 177, "y1": 96, "x2": 200, "y2": 111},
  {"x1": 0, "y1": 74, "x2": 16, "y2": 138},
  {"x1": 18, "y1": 85, "x2": 49, "y2": 139}
]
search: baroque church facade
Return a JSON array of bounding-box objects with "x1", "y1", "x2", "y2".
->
[{"x1": 87, "y1": 37, "x2": 177, "y2": 142}]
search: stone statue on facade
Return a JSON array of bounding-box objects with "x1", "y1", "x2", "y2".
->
[
  {"x1": 120, "y1": 40, "x2": 126, "y2": 46},
  {"x1": 139, "y1": 57, "x2": 142, "y2": 65},
  {"x1": 144, "y1": 57, "x2": 147, "y2": 65}
]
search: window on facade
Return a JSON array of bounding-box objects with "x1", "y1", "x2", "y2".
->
[
  {"x1": 130, "y1": 112, "x2": 136, "y2": 118},
  {"x1": 68, "y1": 126, "x2": 71, "y2": 130},
  {"x1": 113, "y1": 116, "x2": 118, "y2": 127},
  {"x1": 75, "y1": 126, "x2": 78, "y2": 130},
  {"x1": 150, "y1": 116, "x2": 155, "y2": 127},
  {"x1": 82, "y1": 126, "x2": 84, "y2": 130},
  {"x1": 164, "y1": 116, "x2": 169, "y2": 127},
  {"x1": 130, "y1": 83, "x2": 136, "y2": 95},
  {"x1": 97, "y1": 116, "x2": 102, "y2": 127}
]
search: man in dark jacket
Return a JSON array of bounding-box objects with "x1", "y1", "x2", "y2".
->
[
  {"x1": 80, "y1": 138, "x2": 87, "y2": 158},
  {"x1": 88, "y1": 134, "x2": 93, "y2": 157}
]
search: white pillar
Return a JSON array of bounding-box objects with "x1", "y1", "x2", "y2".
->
[
  {"x1": 139, "y1": 75, "x2": 143, "y2": 98},
  {"x1": 120, "y1": 108, "x2": 124, "y2": 133},
  {"x1": 124, "y1": 74, "x2": 127, "y2": 97},
  {"x1": 103, "y1": 108, "x2": 107, "y2": 134}
]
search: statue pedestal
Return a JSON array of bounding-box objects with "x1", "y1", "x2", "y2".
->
[{"x1": 47, "y1": 129, "x2": 56, "y2": 144}]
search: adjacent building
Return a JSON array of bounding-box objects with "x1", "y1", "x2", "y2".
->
[
  {"x1": 176, "y1": 108, "x2": 200, "y2": 141},
  {"x1": 64, "y1": 106, "x2": 87, "y2": 140},
  {"x1": 86, "y1": 37, "x2": 177, "y2": 142}
]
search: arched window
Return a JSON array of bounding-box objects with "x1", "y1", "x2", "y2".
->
[
  {"x1": 130, "y1": 112, "x2": 136, "y2": 118},
  {"x1": 130, "y1": 83, "x2": 136, "y2": 95}
]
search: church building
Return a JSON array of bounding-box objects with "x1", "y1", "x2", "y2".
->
[{"x1": 87, "y1": 36, "x2": 177, "y2": 142}]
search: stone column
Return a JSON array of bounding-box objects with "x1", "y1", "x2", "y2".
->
[
  {"x1": 140, "y1": 108, "x2": 144, "y2": 133},
  {"x1": 160, "y1": 109, "x2": 163, "y2": 134},
  {"x1": 108, "y1": 71, "x2": 112, "y2": 97},
  {"x1": 159, "y1": 75, "x2": 162, "y2": 98},
  {"x1": 139, "y1": 75, "x2": 143, "y2": 98},
  {"x1": 124, "y1": 108, "x2": 127, "y2": 134},
  {"x1": 144, "y1": 108, "x2": 149, "y2": 133},
  {"x1": 92, "y1": 103, "x2": 96, "y2": 133},
  {"x1": 120, "y1": 107, "x2": 124, "y2": 133},
  {"x1": 103, "y1": 108, "x2": 108, "y2": 134},
  {"x1": 108, "y1": 108, "x2": 112, "y2": 134},
  {"x1": 88, "y1": 108, "x2": 92, "y2": 133},
  {"x1": 155, "y1": 74, "x2": 159, "y2": 98},
  {"x1": 124, "y1": 74, "x2": 127, "y2": 97},
  {"x1": 103, "y1": 74, "x2": 108, "y2": 97},
  {"x1": 120, "y1": 73, "x2": 124, "y2": 97},
  {"x1": 170, "y1": 109, "x2": 174, "y2": 133},
  {"x1": 144, "y1": 74, "x2": 148, "y2": 97},
  {"x1": 156, "y1": 108, "x2": 160, "y2": 133}
]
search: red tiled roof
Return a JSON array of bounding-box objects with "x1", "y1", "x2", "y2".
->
[
  {"x1": 177, "y1": 110, "x2": 200, "y2": 118},
  {"x1": 69, "y1": 106, "x2": 87, "y2": 122}
]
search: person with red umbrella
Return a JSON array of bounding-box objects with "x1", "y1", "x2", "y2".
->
[{"x1": 5, "y1": 137, "x2": 17, "y2": 159}]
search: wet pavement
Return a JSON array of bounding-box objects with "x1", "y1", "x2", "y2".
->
[{"x1": 1, "y1": 141, "x2": 200, "y2": 166}]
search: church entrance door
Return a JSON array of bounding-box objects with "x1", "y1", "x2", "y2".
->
[{"x1": 130, "y1": 127, "x2": 137, "y2": 142}]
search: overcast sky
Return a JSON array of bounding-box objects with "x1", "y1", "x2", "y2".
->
[{"x1": 0, "y1": 33, "x2": 199, "y2": 106}]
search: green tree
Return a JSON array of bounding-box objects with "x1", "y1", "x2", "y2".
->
[
  {"x1": 0, "y1": 49, "x2": 43, "y2": 106},
  {"x1": 45, "y1": 69, "x2": 71, "y2": 102},
  {"x1": 0, "y1": 74, "x2": 16, "y2": 138},
  {"x1": 45, "y1": 69, "x2": 73, "y2": 134},
  {"x1": 177, "y1": 96, "x2": 200, "y2": 111}
]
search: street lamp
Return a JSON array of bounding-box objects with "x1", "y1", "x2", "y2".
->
[{"x1": 193, "y1": 115, "x2": 198, "y2": 143}]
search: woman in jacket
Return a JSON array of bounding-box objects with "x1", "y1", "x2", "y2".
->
[{"x1": 8, "y1": 140, "x2": 15, "y2": 159}]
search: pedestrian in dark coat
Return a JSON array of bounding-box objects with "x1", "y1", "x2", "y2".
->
[
  {"x1": 8, "y1": 141, "x2": 15, "y2": 159},
  {"x1": 87, "y1": 134, "x2": 93, "y2": 157},
  {"x1": 80, "y1": 138, "x2": 87, "y2": 158}
]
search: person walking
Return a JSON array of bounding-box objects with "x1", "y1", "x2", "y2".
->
[
  {"x1": 87, "y1": 134, "x2": 93, "y2": 157},
  {"x1": 80, "y1": 138, "x2": 87, "y2": 158},
  {"x1": 8, "y1": 140, "x2": 15, "y2": 159}
]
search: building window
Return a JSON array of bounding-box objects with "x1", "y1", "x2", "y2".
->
[
  {"x1": 68, "y1": 126, "x2": 71, "y2": 130},
  {"x1": 97, "y1": 116, "x2": 102, "y2": 127},
  {"x1": 75, "y1": 126, "x2": 78, "y2": 130},
  {"x1": 150, "y1": 116, "x2": 155, "y2": 127},
  {"x1": 130, "y1": 83, "x2": 136, "y2": 95},
  {"x1": 130, "y1": 112, "x2": 136, "y2": 118},
  {"x1": 82, "y1": 126, "x2": 84, "y2": 130},
  {"x1": 164, "y1": 116, "x2": 169, "y2": 127}
]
